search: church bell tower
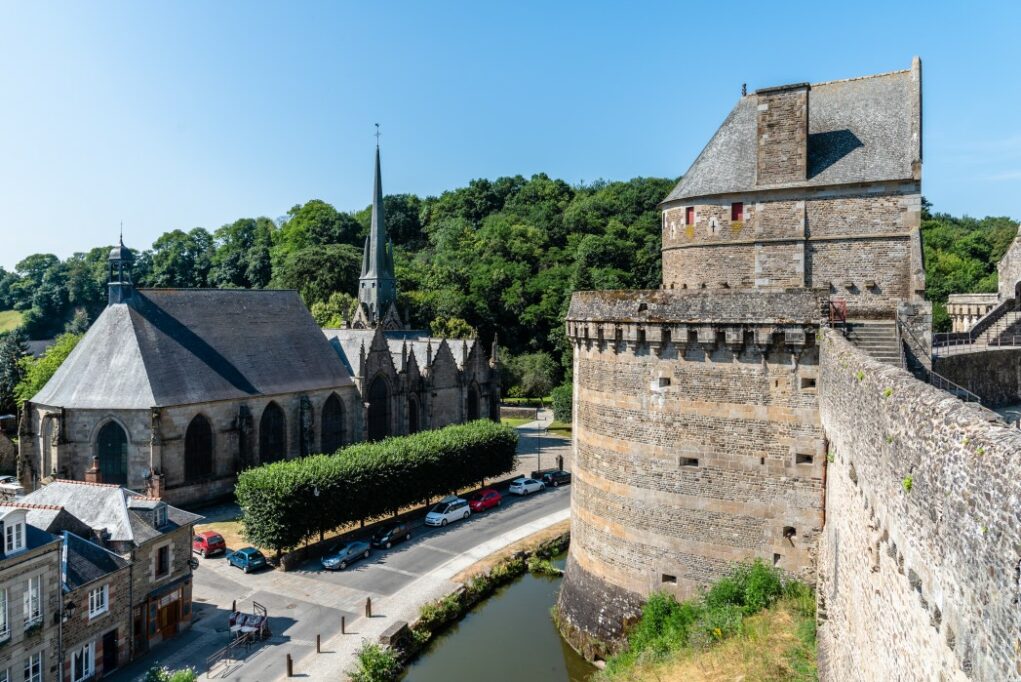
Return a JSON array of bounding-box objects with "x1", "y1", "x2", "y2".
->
[{"x1": 357, "y1": 135, "x2": 398, "y2": 325}]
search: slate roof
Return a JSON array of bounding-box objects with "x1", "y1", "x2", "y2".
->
[
  {"x1": 21, "y1": 480, "x2": 202, "y2": 546},
  {"x1": 664, "y1": 63, "x2": 921, "y2": 204},
  {"x1": 63, "y1": 531, "x2": 129, "y2": 590},
  {"x1": 0, "y1": 507, "x2": 59, "y2": 561},
  {"x1": 323, "y1": 328, "x2": 476, "y2": 376},
  {"x1": 32, "y1": 289, "x2": 354, "y2": 409}
]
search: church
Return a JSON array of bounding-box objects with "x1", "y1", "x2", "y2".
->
[{"x1": 17, "y1": 146, "x2": 501, "y2": 507}]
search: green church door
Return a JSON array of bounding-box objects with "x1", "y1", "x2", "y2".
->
[{"x1": 96, "y1": 422, "x2": 128, "y2": 486}]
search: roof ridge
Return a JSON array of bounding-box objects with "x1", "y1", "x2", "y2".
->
[
  {"x1": 810, "y1": 68, "x2": 910, "y2": 88},
  {"x1": 53, "y1": 478, "x2": 121, "y2": 488},
  {"x1": 0, "y1": 502, "x2": 64, "y2": 510}
]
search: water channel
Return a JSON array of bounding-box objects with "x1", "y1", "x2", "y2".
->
[{"x1": 401, "y1": 555, "x2": 596, "y2": 681}]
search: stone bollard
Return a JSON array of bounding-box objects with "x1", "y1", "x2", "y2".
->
[
  {"x1": 316, "y1": 634, "x2": 321, "y2": 653},
  {"x1": 286, "y1": 653, "x2": 293, "y2": 677},
  {"x1": 341, "y1": 616, "x2": 346, "y2": 634},
  {"x1": 365, "y1": 597, "x2": 372, "y2": 618}
]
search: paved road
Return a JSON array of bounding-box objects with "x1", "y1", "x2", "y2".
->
[{"x1": 108, "y1": 470, "x2": 570, "y2": 680}]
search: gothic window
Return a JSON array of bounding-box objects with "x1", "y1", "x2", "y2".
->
[
  {"x1": 407, "y1": 396, "x2": 420, "y2": 434},
  {"x1": 259, "y1": 402, "x2": 287, "y2": 464},
  {"x1": 184, "y1": 415, "x2": 213, "y2": 481},
  {"x1": 321, "y1": 394, "x2": 345, "y2": 454},
  {"x1": 96, "y1": 422, "x2": 128, "y2": 486},
  {"x1": 466, "y1": 383, "x2": 480, "y2": 421},
  {"x1": 367, "y1": 376, "x2": 390, "y2": 441}
]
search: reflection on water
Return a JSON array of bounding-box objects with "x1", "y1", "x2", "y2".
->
[{"x1": 402, "y1": 556, "x2": 594, "y2": 682}]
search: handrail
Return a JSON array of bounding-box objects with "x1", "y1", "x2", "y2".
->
[
  {"x1": 934, "y1": 297, "x2": 1017, "y2": 348},
  {"x1": 928, "y1": 371, "x2": 982, "y2": 404}
]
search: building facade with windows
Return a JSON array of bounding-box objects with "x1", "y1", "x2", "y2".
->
[{"x1": 0, "y1": 507, "x2": 61, "y2": 682}]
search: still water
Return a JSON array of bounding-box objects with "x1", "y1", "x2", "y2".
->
[{"x1": 402, "y1": 556, "x2": 595, "y2": 682}]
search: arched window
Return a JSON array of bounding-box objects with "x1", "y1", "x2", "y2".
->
[
  {"x1": 466, "y1": 383, "x2": 480, "y2": 421},
  {"x1": 259, "y1": 402, "x2": 287, "y2": 464},
  {"x1": 408, "y1": 396, "x2": 420, "y2": 434},
  {"x1": 185, "y1": 415, "x2": 214, "y2": 481},
  {"x1": 321, "y1": 394, "x2": 345, "y2": 454},
  {"x1": 96, "y1": 422, "x2": 128, "y2": 486},
  {"x1": 367, "y1": 376, "x2": 390, "y2": 441}
]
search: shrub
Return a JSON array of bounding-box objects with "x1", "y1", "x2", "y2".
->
[
  {"x1": 351, "y1": 642, "x2": 401, "y2": 682},
  {"x1": 144, "y1": 667, "x2": 197, "y2": 682},
  {"x1": 550, "y1": 383, "x2": 572, "y2": 422},
  {"x1": 527, "y1": 556, "x2": 563, "y2": 576},
  {"x1": 235, "y1": 420, "x2": 518, "y2": 553}
]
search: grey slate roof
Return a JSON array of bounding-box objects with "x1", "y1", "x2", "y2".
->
[
  {"x1": 323, "y1": 328, "x2": 476, "y2": 376},
  {"x1": 21, "y1": 480, "x2": 202, "y2": 546},
  {"x1": 664, "y1": 65, "x2": 920, "y2": 203},
  {"x1": 63, "y1": 531, "x2": 129, "y2": 590},
  {"x1": 32, "y1": 289, "x2": 353, "y2": 409}
]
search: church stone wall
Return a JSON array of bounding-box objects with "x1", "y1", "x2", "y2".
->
[
  {"x1": 817, "y1": 329, "x2": 1021, "y2": 682},
  {"x1": 558, "y1": 289, "x2": 826, "y2": 654}
]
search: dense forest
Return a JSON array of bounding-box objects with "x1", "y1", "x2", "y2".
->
[{"x1": 0, "y1": 180, "x2": 1016, "y2": 411}]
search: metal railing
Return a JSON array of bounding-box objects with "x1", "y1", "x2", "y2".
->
[
  {"x1": 933, "y1": 298, "x2": 1020, "y2": 354},
  {"x1": 928, "y1": 372, "x2": 982, "y2": 404}
]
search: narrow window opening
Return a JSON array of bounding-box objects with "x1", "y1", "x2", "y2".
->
[
  {"x1": 800, "y1": 377, "x2": 817, "y2": 390},
  {"x1": 658, "y1": 377, "x2": 671, "y2": 388},
  {"x1": 678, "y1": 457, "x2": 699, "y2": 468},
  {"x1": 731, "y1": 202, "x2": 744, "y2": 222},
  {"x1": 685, "y1": 206, "x2": 694, "y2": 225},
  {"x1": 796, "y1": 453, "x2": 814, "y2": 465},
  {"x1": 661, "y1": 574, "x2": 677, "y2": 585},
  {"x1": 772, "y1": 553, "x2": 782, "y2": 566},
  {"x1": 760, "y1": 457, "x2": 765, "y2": 465},
  {"x1": 783, "y1": 526, "x2": 797, "y2": 540},
  {"x1": 637, "y1": 329, "x2": 646, "y2": 345}
]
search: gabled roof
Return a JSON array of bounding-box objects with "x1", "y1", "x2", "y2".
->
[
  {"x1": 32, "y1": 289, "x2": 353, "y2": 409},
  {"x1": 63, "y1": 531, "x2": 129, "y2": 591},
  {"x1": 0, "y1": 507, "x2": 60, "y2": 559},
  {"x1": 21, "y1": 480, "x2": 202, "y2": 546},
  {"x1": 664, "y1": 62, "x2": 921, "y2": 204},
  {"x1": 323, "y1": 328, "x2": 478, "y2": 376}
]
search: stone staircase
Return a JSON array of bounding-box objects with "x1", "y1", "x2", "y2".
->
[
  {"x1": 978, "y1": 310, "x2": 1021, "y2": 346},
  {"x1": 844, "y1": 322, "x2": 902, "y2": 368}
]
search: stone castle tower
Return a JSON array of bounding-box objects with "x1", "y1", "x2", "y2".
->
[{"x1": 557, "y1": 59, "x2": 930, "y2": 657}]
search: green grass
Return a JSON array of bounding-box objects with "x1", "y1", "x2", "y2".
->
[
  {"x1": 0, "y1": 310, "x2": 22, "y2": 333},
  {"x1": 547, "y1": 420, "x2": 572, "y2": 435},
  {"x1": 501, "y1": 417, "x2": 533, "y2": 427}
]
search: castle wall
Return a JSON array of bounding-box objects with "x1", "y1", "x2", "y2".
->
[
  {"x1": 933, "y1": 348, "x2": 1021, "y2": 408},
  {"x1": 817, "y1": 329, "x2": 1021, "y2": 682},
  {"x1": 558, "y1": 289, "x2": 826, "y2": 655},
  {"x1": 997, "y1": 232, "x2": 1021, "y2": 301}
]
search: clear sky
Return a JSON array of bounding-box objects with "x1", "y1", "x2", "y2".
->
[{"x1": 1, "y1": 0, "x2": 1019, "y2": 270}]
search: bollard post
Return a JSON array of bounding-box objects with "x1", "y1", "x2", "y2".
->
[
  {"x1": 365, "y1": 597, "x2": 372, "y2": 618},
  {"x1": 286, "y1": 653, "x2": 293, "y2": 677},
  {"x1": 341, "y1": 616, "x2": 346, "y2": 634},
  {"x1": 316, "y1": 634, "x2": 321, "y2": 653},
  {"x1": 232, "y1": 599, "x2": 236, "y2": 612}
]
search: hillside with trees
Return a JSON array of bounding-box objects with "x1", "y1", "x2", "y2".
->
[{"x1": 0, "y1": 182, "x2": 1016, "y2": 405}]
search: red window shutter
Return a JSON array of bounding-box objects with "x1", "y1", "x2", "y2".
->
[
  {"x1": 731, "y1": 202, "x2": 744, "y2": 222},
  {"x1": 685, "y1": 207, "x2": 694, "y2": 225}
]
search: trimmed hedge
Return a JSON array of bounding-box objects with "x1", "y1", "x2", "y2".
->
[{"x1": 235, "y1": 420, "x2": 518, "y2": 554}]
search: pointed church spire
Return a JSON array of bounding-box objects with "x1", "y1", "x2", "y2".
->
[{"x1": 358, "y1": 129, "x2": 397, "y2": 325}]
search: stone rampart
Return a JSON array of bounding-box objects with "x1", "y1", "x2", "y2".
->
[
  {"x1": 934, "y1": 348, "x2": 1021, "y2": 408},
  {"x1": 818, "y1": 329, "x2": 1021, "y2": 682}
]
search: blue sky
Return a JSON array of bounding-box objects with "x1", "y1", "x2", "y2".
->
[{"x1": 1, "y1": 1, "x2": 1019, "y2": 269}]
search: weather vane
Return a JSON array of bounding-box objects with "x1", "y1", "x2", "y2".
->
[{"x1": 375, "y1": 123, "x2": 381, "y2": 148}]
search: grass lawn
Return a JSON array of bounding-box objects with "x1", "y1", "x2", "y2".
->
[
  {"x1": 0, "y1": 310, "x2": 22, "y2": 333},
  {"x1": 547, "y1": 420, "x2": 572, "y2": 436},
  {"x1": 501, "y1": 416, "x2": 533, "y2": 428}
]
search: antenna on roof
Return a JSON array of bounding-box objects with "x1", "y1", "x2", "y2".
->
[
  {"x1": 119, "y1": 220, "x2": 123, "y2": 244},
  {"x1": 741, "y1": 83, "x2": 747, "y2": 96},
  {"x1": 374, "y1": 123, "x2": 381, "y2": 149}
]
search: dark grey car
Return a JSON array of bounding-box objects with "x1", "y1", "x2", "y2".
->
[{"x1": 320, "y1": 539, "x2": 371, "y2": 570}]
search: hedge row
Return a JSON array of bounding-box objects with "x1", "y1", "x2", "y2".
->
[{"x1": 235, "y1": 420, "x2": 519, "y2": 553}]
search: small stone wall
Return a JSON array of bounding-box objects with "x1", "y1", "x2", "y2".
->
[
  {"x1": 934, "y1": 348, "x2": 1021, "y2": 408},
  {"x1": 818, "y1": 329, "x2": 1021, "y2": 682},
  {"x1": 500, "y1": 406, "x2": 538, "y2": 421}
]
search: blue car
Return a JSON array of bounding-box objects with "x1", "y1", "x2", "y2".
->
[
  {"x1": 226, "y1": 547, "x2": 268, "y2": 574},
  {"x1": 321, "y1": 540, "x2": 371, "y2": 571}
]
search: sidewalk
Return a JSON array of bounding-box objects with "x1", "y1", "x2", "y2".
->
[{"x1": 288, "y1": 506, "x2": 571, "y2": 680}]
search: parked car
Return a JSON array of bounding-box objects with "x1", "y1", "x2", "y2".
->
[
  {"x1": 425, "y1": 496, "x2": 470, "y2": 527},
  {"x1": 371, "y1": 522, "x2": 412, "y2": 549},
  {"x1": 509, "y1": 477, "x2": 545, "y2": 495},
  {"x1": 226, "y1": 547, "x2": 268, "y2": 573},
  {"x1": 192, "y1": 530, "x2": 227, "y2": 558},
  {"x1": 468, "y1": 488, "x2": 502, "y2": 512},
  {"x1": 540, "y1": 470, "x2": 572, "y2": 488},
  {"x1": 0, "y1": 475, "x2": 16, "y2": 486},
  {"x1": 321, "y1": 540, "x2": 371, "y2": 570}
]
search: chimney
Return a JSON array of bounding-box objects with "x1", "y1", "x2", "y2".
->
[
  {"x1": 755, "y1": 82, "x2": 810, "y2": 186},
  {"x1": 85, "y1": 457, "x2": 101, "y2": 484}
]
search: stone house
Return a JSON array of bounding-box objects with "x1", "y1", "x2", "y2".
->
[
  {"x1": 558, "y1": 59, "x2": 929, "y2": 654},
  {"x1": 0, "y1": 506, "x2": 61, "y2": 682},
  {"x1": 20, "y1": 481, "x2": 201, "y2": 661},
  {"x1": 59, "y1": 532, "x2": 131, "y2": 681}
]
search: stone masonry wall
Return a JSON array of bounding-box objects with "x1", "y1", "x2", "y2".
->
[
  {"x1": 934, "y1": 348, "x2": 1021, "y2": 408},
  {"x1": 756, "y1": 86, "x2": 809, "y2": 186},
  {"x1": 998, "y1": 230, "x2": 1021, "y2": 301},
  {"x1": 818, "y1": 329, "x2": 1021, "y2": 682}
]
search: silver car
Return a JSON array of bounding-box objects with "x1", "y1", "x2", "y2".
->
[
  {"x1": 425, "y1": 497, "x2": 470, "y2": 527},
  {"x1": 320, "y1": 540, "x2": 371, "y2": 571},
  {"x1": 509, "y1": 477, "x2": 545, "y2": 495}
]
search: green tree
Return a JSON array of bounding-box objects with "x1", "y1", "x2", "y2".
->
[
  {"x1": 270, "y1": 244, "x2": 361, "y2": 306},
  {"x1": 0, "y1": 330, "x2": 29, "y2": 414},
  {"x1": 148, "y1": 229, "x2": 214, "y2": 288},
  {"x1": 15, "y1": 333, "x2": 82, "y2": 406},
  {"x1": 429, "y1": 316, "x2": 475, "y2": 339},
  {"x1": 504, "y1": 352, "x2": 559, "y2": 398},
  {"x1": 310, "y1": 292, "x2": 358, "y2": 327}
]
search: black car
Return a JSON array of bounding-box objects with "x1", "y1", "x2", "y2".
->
[
  {"x1": 541, "y1": 470, "x2": 572, "y2": 487},
  {"x1": 371, "y1": 521, "x2": 412, "y2": 549}
]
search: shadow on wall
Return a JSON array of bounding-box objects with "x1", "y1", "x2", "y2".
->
[{"x1": 809, "y1": 129, "x2": 864, "y2": 178}]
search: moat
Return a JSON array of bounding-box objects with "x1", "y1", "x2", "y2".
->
[{"x1": 402, "y1": 556, "x2": 595, "y2": 681}]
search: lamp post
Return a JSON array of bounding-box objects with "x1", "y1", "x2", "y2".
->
[
  {"x1": 536, "y1": 407, "x2": 542, "y2": 474},
  {"x1": 314, "y1": 485, "x2": 323, "y2": 542}
]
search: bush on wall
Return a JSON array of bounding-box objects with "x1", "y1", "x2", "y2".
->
[{"x1": 235, "y1": 420, "x2": 518, "y2": 554}]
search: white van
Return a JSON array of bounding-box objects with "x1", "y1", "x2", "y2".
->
[{"x1": 425, "y1": 496, "x2": 470, "y2": 527}]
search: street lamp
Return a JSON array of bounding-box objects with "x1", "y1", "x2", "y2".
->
[{"x1": 313, "y1": 485, "x2": 323, "y2": 542}]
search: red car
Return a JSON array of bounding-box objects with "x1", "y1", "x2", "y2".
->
[
  {"x1": 468, "y1": 488, "x2": 502, "y2": 512},
  {"x1": 192, "y1": 531, "x2": 227, "y2": 558}
]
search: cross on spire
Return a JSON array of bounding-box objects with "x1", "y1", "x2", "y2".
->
[{"x1": 374, "y1": 123, "x2": 381, "y2": 148}]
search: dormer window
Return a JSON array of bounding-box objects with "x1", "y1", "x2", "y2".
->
[
  {"x1": 4, "y1": 521, "x2": 24, "y2": 554},
  {"x1": 154, "y1": 504, "x2": 167, "y2": 528}
]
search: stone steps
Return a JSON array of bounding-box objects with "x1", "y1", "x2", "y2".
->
[{"x1": 844, "y1": 322, "x2": 902, "y2": 367}]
